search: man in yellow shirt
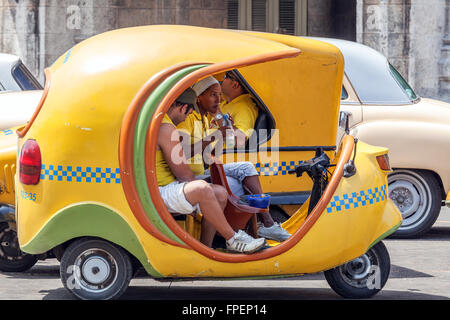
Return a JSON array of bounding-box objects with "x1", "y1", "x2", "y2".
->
[
  {"x1": 157, "y1": 88, "x2": 266, "y2": 253},
  {"x1": 218, "y1": 70, "x2": 259, "y2": 147},
  {"x1": 181, "y1": 77, "x2": 290, "y2": 242}
]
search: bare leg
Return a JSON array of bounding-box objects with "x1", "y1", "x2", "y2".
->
[
  {"x1": 242, "y1": 175, "x2": 263, "y2": 194},
  {"x1": 183, "y1": 180, "x2": 235, "y2": 245},
  {"x1": 200, "y1": 184, "x2": 228, "y2": 247}
]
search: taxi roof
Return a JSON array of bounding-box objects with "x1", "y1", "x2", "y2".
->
[{"x1": 30, "y1": 25, "x2": 343, "y2": 150}]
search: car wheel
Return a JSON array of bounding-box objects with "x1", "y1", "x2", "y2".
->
[
  {"x1": 60, "y1": 238, "x2": 133, "y2": 300},
  {"x1": 0, "y1": 222, "x2": 38, "y2": 272},
  {"x1": 324, "y1": 241, "x2": 390, "y2": 299},
  {"x1": 388, "y1": 169, "x2": 441, "y2": 238}
]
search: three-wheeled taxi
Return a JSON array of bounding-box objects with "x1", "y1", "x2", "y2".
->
[{"x1": 16, "y1": 25, "x2": 402, "y2": 300}]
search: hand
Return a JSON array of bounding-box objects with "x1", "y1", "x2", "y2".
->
[
  {"x1": 225, "y1": 114, "x2": 234, "y2": 125},
  {"x1": 217, "y1": 126, "x2": 228, "y2": 138}
]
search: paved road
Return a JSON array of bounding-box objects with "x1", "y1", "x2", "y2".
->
[{"x1": 1, "y1": 208, "x2": 449, "y2": 300}]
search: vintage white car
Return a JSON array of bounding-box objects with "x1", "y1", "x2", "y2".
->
[
  {"x1": 321, "y1": 38, "x2": 450, "y2": 238},
  {"x1": 0, "y1": 53, "x2": 42, "y2": 92},
  {"x1": 0, "y1": 53, "x2": 43, "y2": 130}
]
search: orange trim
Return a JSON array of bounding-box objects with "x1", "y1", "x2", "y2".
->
[
  {"x1": 17, "y1": 68, "x2": 51, "y2": 138},
  {"x1": 145, "y1": 50, "x2": 357, "y2": 263},
  {"x1": 120, "y1": 63, "x2": 204, "y2": 248}
]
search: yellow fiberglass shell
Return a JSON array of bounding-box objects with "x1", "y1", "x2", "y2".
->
[
  {"x1": 16, "y1": 25, "x2": 298, "y2": 244},
  {"x1": 15, "y1": 25, "x2": 400, "y2": 278},
  {"x1": 218, "y1": 33, "x2": 344, "y2": 193}
]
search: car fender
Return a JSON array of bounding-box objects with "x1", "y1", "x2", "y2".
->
[{"x1": 351, "y1": 119, "x2": 450, "y2": 193}]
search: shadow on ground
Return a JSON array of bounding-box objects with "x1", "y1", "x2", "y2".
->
[{"x1": 40, "y1": 285, "x2": 449, "y2": 300}]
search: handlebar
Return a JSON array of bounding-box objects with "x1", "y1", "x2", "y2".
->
[{"x1": 288, "y1": 151, "x2": 331, "y2": 179}]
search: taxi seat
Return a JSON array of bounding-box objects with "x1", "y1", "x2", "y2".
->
[
  {"x1": 172, "y1": 213, "x2": 202, "y2": 241},
  {"x1": 244, "y1": 100, "x2": 275, "y2": 150},
  {"x1": 209, "y1": 160, "x2": 268, "y2": 237}
]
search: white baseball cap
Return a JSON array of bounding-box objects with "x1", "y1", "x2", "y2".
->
[{"x1": 192, "y1": 76, "x2": 220, "y2": 96}]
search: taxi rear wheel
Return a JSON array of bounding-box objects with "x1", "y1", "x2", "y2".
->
[
  {"x1": 60, "y1": 238, "x2": 133, "y2": 300},
  {"x1": 388, "y1": 169, "x2": 441, "y2": 238},
  {"x1": 324, "y1": 241, "x2": 390, "y2": 299}
]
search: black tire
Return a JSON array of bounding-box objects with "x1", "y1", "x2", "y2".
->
[
  {"x1": 0, "y1": 222, "x2": 37, "y2": 272},
  {"x1": 60, "y1": 238, "x2": 133, "y2": 300},
  {"x1": 269, "y1": 206, "x2": 290, "y2": 224},
  {"x1": 388, "y1": 169, "x2": 441, "y2": 238},
  {"x1": 324, "y1": 241, "x2": 390, "y2": 299}
]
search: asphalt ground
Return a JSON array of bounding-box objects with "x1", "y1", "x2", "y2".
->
[{"x1": 0, "y1": 208, "x2": 449, "y2": 301}]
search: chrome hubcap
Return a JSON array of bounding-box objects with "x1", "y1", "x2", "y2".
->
[
  {"x1": 343, "y1": 255, "x2": 371, "y2": 280},
  {"x1": 73, "y1": 249, "x2": 118, "y2": 293},
  {"x1": 388, "y1": 171, "x2": 431, "y2": 230},
  {"x1": 82, "y1": 256, "x2": 111, "y2": 284},
  {"x1": 339, "y1": 249, "x2": 380, "y2": 289},
  {"x1": 389, "y1": 180, "x2": 420, "y2": 218}
]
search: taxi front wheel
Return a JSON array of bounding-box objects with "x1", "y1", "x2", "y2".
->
[
  {"x1": 324, "y1": 241, "x2": 390, "y2": 299},
  {"x1": 60, "y1": 238, "x2": 133, "y2": 300}
]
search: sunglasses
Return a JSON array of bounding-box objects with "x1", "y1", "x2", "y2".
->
[{"x1": 224, "y1": 72, "x2": 238, "y2": 82}]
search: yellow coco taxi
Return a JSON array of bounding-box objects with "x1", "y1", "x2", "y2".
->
[{"x1": 15, "y1": 25, "x2": 402, "y2": 300}]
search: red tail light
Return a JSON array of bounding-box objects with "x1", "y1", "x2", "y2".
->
[
  {"x1": 376, "y1": 154, "x2": 391, "y2": 171},
  {"x1": 19, "y1": 139, "x2": 41, "y2": 185}
]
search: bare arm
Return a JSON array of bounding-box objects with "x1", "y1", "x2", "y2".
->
[
  {"x1": 232, "y1": 128, "x2": 248, "y2": 148},
  {"x1": 158, "y1": 123, "x2": 196, "y2": 182},
  {"x1": 179, "y1": 128, "x2": 226, "y2": 157}
]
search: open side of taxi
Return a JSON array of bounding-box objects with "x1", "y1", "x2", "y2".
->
[{"x1": 15, "y1": 25, "x2": 401, "y2": 300}]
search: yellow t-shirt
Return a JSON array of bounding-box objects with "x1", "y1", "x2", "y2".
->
[
  {"x1": 156, "y1": 114, "x2": 177, "y2": 186},
  {"x1": 177, "y1": 111, "x2": 210, "y2": 176},
  {"x1": 219, "y1": 94, "x2": 258, "y2": 139}
]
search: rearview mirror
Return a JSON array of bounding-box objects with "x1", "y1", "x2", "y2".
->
[{"x1": 339, "y1": 111, "x2": 351, "y2": 134}]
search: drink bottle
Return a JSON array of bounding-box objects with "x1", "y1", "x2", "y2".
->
[
  {"x1": 223, "y1": 114, "x2": 235, "y2": 149},
  {"x1": 215, "y1": 113, "x2": 235, "y2": 148}
]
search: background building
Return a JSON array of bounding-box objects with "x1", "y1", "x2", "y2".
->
[{"x1": 1, "y1": 0, "x2": 448, "y2": 101}]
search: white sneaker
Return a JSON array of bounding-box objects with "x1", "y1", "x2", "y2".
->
[
  {"x1": 257, "y1": 222, "x2": 291, "y2": 242},
  {"x1": 226, "y1": 230, "x2": 266, "y2": 254}
]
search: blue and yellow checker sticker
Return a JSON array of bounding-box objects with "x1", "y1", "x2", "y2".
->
[
  {"x1": 40, "y1": 164, "x2": 121, "y2": 184},
  {"x1": 40, "y1": 161, "x2": 296, "y2": 183},
  {"x1": 256, "y1": 161, "x2": 303, "y2": 176},
  {"x1": 326, "y1": 185, "x2": 387, "y2": 213}
]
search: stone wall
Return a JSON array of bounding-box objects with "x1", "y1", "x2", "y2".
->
[
  {"x1": 1, "y1": 0, "x2": 448, "y2": 102},
  {"x1": 357, "y1": 0, "x2": 449, "y2": 102},
  {"x1": 307, "y1": 0, "x2": 356, "y2": 41},
  {"x1": 0, "y1": 0, "x2": 226, "y2": 82},
  {"x1": 0, "y1": 0, "x2": 40, "y2": 78}
]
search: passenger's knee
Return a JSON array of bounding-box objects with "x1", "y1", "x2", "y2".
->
[
  {"x1": 212, "y1": 185, "x2": 228, "y2": 204},
  {"x1": 194, "y1": 180, "x2": 215, "y2": 199}
]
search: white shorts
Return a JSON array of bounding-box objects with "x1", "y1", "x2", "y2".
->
[{"x1": 158, "y1": 181, "x2": 200, "y2": 214}]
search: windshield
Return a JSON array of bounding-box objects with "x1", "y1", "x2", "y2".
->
[
  {"x1": 11, "y1": 63, "x2": 43, "y2": 90},
  {"x1": 389, "y1": 63, "x2": 418, "y2": 101}
]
